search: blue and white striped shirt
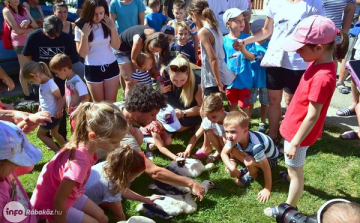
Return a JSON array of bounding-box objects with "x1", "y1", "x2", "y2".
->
[
  {"x1": 132, "y1": 69, "x2": 153, "y2": 86},
  {"x1": 323, "y1": 0, "x2": 355, "y2": 29},
  {"x1": 227, "y1": 131, "x2": 279, "y2": 162}
]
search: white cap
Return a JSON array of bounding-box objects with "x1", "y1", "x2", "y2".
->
[
  {"x1": 156, "y1": 104, "x2": 181, "y2": 132},
  {"x1": 223, "y1": 8, "x2": 249, "y2": 24},
  {"x1": 317, "y1": 199, "x2": 350, "y2": 223},
  {"x1": 0, "y1": 121, "x2": 42, "y2": 166}
]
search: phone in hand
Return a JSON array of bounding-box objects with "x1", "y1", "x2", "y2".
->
[
  {"x1": 75, "y1": 18, "x2": 85, "y2": 29},
  {"x1": 164, "y1": 79, "x2": 172, "y2": 87},
  {"x1": 346, "y1": 60, "x2": 360, "y2": 91}
]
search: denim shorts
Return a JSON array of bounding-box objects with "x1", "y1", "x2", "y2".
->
[
  {"x1": 250, "y1": 87, "x2": 269, "y2": 106},
  {"x1": 39, "y1": 117, "x2": 62, "y2": 130},
  {"x1": 114, "y1": 50, "x2": 131, "y2": 64}
]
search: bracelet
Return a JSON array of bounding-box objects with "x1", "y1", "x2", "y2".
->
[{"x1": 28, "y1": 19, "x2": 32, "y2": 25}]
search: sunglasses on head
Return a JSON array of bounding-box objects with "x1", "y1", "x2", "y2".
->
[{"x1": 170, "y1": 65, "x2": 188, "y2": 72}]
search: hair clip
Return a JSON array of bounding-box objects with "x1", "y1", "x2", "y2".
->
[
  {"x1": 337, "y1": 29, "x2": 340, "y2": 35},
  {"x1": 87, "y1": 118, "x2": 95, "y2": 125}
]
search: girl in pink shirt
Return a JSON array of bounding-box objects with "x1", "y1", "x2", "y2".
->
[{"x1": 30, "y1": 102, "x2": 128, "y2": 223}]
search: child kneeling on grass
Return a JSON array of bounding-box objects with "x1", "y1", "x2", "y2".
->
[
  {"x1": 221, "y1": 110, "x2": 279, "y2": 202},
  {"x1": 85, "y1": 145, "x2": 159, "y2": 222},
  {"x1": 178, "y1": 93, "x2": 228, "y2": 163},
  {"x1": 264, "y1": 15, "x2": 348, "y2": 217},
  {"x1": 140, "y1": 104, "x2": 178, "y2": 160},
  {"x1": 30, "y1": 102, "x2": 128, "y2": 223}
]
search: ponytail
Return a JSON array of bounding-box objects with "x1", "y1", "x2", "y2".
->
[
  {"x1": 21, "y1": 61, "x2": 52, "y2": 81},
  {"x1": 39, "y1": 62, "x2": 53, "y2": 78},
  {"x1": 334, "y1": 30, "x2": 349, "y2": 60},
  {"x1": 188, "y1": 0, "x2": 220, "y2": 35}
]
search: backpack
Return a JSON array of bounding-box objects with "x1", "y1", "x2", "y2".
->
[{"x1": 2, "y1": 7, "x2": 13, "y2": 50}]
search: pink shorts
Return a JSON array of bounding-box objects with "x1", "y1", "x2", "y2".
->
[
  {"x1": 66, "y1": 195, "x2": 88, "y2": 223},
  {"x1": 225, "y1": 88, "x2": 251, "y2": 108}
]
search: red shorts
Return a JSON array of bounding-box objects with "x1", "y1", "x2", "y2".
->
[{"x1": 225, "y1": 88, "x2": 251, "y2": 108}]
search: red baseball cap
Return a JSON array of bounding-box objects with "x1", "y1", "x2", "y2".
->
[{"x1": 281, "y1": 15, "x2": 337, "y2": 52}]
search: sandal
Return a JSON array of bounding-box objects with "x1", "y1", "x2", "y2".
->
[
  {"x1": 192, "y1": 149, "x2": 211, "y2": 159},
  {"x1": 339, "y1": 130, "x2": 360, "y2": 140},
  {"x1": 279, "y1": 171, "x2": 290, "y2": 183},
  {"x1": 239, "y1": 167, "x2": 248, "y2": 178},
  {"x1": 264, "y1": 206, "x2": 280, "y2": 217},
  {"x1": 336, "y1": 81, "x2": 350, "y2": 94},
  {"x1": 336, "y1": 108, "x2": 356, "y2": 116},
  {"x1": 235, "y1": 173, "x2": 254, "y2": 187}
]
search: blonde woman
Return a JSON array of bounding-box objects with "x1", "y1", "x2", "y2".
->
[{"x1": 159, "y1": 54, "x2": 202, "y2": 131}]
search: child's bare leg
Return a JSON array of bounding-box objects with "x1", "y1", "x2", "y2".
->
[
  {"x1": 227, "y1": 149, "x2": 247, "y2": 176},
  {"x1": 285, "y1": 165, "x2": 304, "y2": 207},
  {"x1": 50, "y1": 125, "x2": 66, "y2": 148},
  {"x1": 206, "y1": 131, "x2": 224, "y2": 163},
  {"x1": 228, "y1": 103, "x2": 238, "y2": 112},
  {"x1": 260, "y1": 104, "x2": 269, "y2": 123},
  {"x1": 132, "y1": 127, "x2": 144, "y2": 146},
  {"x1": 81, "y1": 198, "x2": 108, "y2": 223},
  {"x1": 249, "y1": 104, "x2": 254, "y2": 118},
  {"x1": 241, "y1": 106, "x2": 250, "y2": 118},
  {"x1": 243, "y1": 155, "x2": 259, "y2": 179},
  {"x1": 37, "y1": 128, "x2": 60, "y2": 152},
  {"x1": 99, "y1": 201, "x2": 125, "y2": 222},
  {"x1": 161, "y1": 132, "x2": 172, "y2": 146}
]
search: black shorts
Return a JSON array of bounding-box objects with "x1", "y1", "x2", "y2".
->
[
  {"x1": 266, "y1": 67, "x2": 305, "y2": 94},
  {"x1": 204, "y1": 86, "x2": 220, "y2": 96},
  {"x1": 179, "y1": 115, "x2": 202, "y2": 127},
  {"x1": 84, "y1": 60, "x2": 120, "y2": 83},
  {"x1": 40, "y1": 117, "x2": 62, "y2": 130}
]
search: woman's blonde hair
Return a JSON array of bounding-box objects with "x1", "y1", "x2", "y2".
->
[
  {"x1": 169, "y1": 54, "x2": 199, "y2": 107},
  {"x1": 201, "y1": 93, "x2": 224, "y2": 114},
  {"x1": 103, "y1": 145, "x2": 145, "y2": 194},
  {"x1": 63, "y1": 102, "x2": 128, "y2": 160},
  {"x1": 21, "y1": 61, "x2": 53, "y2": 81}
]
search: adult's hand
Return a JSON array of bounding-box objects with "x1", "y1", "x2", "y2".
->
[
  {"x1": 159, "y1": 83, "x2": 171, "y2": 94},
  {"x1": 21, "y1": 111, "x2": 52, "y2": 134},
  {"x1": 81, "y1": 23, "x2": 92, "y2": 37},
  {"x1": 1, "y1": 75, "x2": 15, "y2": 92},
  {"x1": 190, "y1": 181, "x2": 205, "y2": 201},
  {"x1": 101, "y1": 15, "x2": 116, "y2": 30}
]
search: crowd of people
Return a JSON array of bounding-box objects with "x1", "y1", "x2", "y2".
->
[{"x1": 1, "y1": 0, "x2": 360, "y2": 222}]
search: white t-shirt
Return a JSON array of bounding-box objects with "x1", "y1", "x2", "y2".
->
[
  {"x1": 39, "y1": 79, "x2": 59, "y2": 117},
  {"x1": 266, "y1": 0, "x2": 325, "y2": 70},
  {"x1": 75, "y1": 24, "x2": 116, "y2": 66},
  {"x1": 200, "y1": 112, "x2": 228, "y2": 138},
  {"x1": 65, "y1": 75, "x2": 89, "y2": 115},
  {"x1": 84, "y1": 161, "x2": 122, "y2": 205},
  {"x1": 206, "y1": 0, "x2": 248, "y2": 35}
]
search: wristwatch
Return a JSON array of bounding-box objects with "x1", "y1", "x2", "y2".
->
[{"x1": 183, "y1": 110, "x2": 187, "y2": 118}]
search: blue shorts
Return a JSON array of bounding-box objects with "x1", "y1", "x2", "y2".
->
[
  {"x1": 114, "y1": 50, "x2": 131, "y2": 64},
  {"x1": 250, "y1": 87, "x2": 269, "y2": 105},
  {"x1": 39, "y1": 117, "x2": 62, "y2": 130}
]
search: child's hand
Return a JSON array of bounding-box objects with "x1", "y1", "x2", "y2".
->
[
  {"x1": 218, "y1": 82, "x2": 225, "y2": 93},
  {"x1": 285, "y1": 142, "x2": 298, "y2": 159},
  {"x1": 238, "y1": 41, "x2": 246, "y2": 52},
  {"x1": 69, "y1": 107, "x2": 78, "y2": 120},
  {"x1": 28, "y1": 111, "x2": 52, "y2": 125},
  {"x1": 1, "y1": 75, "x2": 15, "y2": 91},
  {"x1": 54, "y1": 109, "x2": 63, "y2": 119},
  {"x1": 143, "y1": 196, "x2": 162, "y2": 205},
  {"x1": 233, "y1": 39, "x2": 245, "y2": 51},
  {"x1": 257, "y1": 188, "x2": 271, "y2": 203},
  {"x1": 177, "y1": 148, "x2": 191, "y2": 158}
]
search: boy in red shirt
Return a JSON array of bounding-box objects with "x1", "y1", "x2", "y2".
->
[{"x1": 264, "y1": 15, "x2": 349, "y2": 216}]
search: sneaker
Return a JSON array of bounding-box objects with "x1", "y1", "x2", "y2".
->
[
  {"x1": 144, "y1": 149, "x2": 154, "y2": 160},
  {"x1": 258, "y1": 122, "x2": 268, "y2": 133}
]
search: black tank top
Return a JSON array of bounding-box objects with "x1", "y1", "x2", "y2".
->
[{"x1": 119, "y1": 25, "x2": 150, "y2": 52}]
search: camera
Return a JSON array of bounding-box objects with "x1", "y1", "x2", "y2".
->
[{"x1": 276, "y1": 203, "x2": 317, "y2": 223}]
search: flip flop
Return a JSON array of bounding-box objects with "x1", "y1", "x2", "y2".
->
[
  {"x1": 339, "y1": 130, "x2": 359, "y2": 140},
  {"x1": 264, "y1": 206, "x2": 279, "y2": 217},
  {"x1": 192, "y1": 149, "x2": 211, "y2": 159},
  {"x1": 336, "y1": 108, "x2": 356, "y2": 116}
]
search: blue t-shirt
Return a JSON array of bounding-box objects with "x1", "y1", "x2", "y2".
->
[
  {"x1": 251, "y1": 40, "x2": 269, "y2": 88},
  {"x1": 223, "y1": 33, "x2": 256, "y2": 90},
  {"x1": 145, "y1": 12, "x2": 168, "y2": 32},
  {"x1": 109, "y1": 0, "x2": 146, "y2": 34},
  {"x1": 169, "y1": 41, "x2": 196, "y2": 64}
]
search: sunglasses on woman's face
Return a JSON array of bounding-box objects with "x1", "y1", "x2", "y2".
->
[{"x1": 170, "y1": 65, "x2": 188, "y2": 72}]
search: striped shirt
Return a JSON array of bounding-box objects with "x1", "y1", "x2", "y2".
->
[
  {"x1": 132, "y1": 69, "x2": 153, "y2": 85},
  {"x1": 226, "y1": 131, "x2": 279, "y2": 162},
  {"x1": 323, "y1": 0, "x2": 355, "y2": 29}
]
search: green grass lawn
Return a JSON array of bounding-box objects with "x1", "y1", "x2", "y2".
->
[{"x1": 3, "y1": 92, "x2": 360, "y2": 223}]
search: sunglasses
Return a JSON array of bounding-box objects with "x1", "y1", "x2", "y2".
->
[{"x1": 170, "y1": 65, "x2": 188, "y2": 72}]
